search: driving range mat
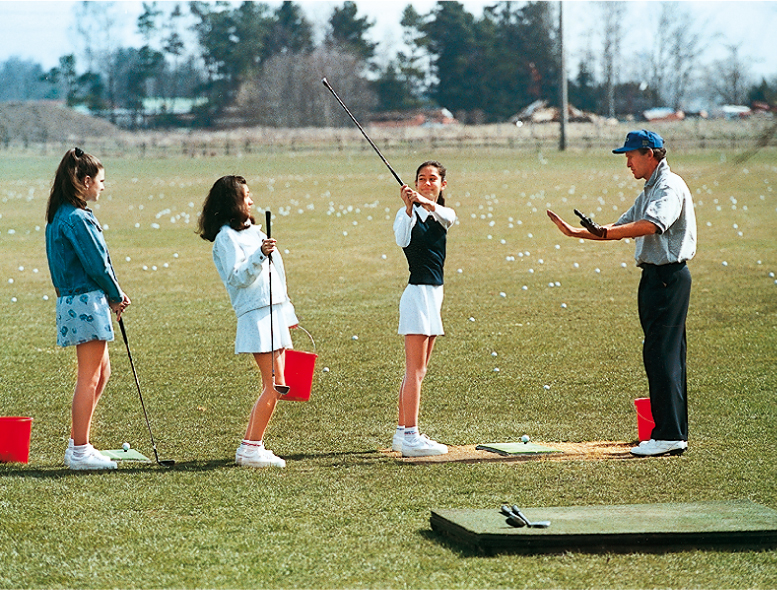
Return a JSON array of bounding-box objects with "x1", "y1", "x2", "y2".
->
[
  {"x1": 99, "y1": 449, "x2": 151, "y2": 462},
  {"x1": 380, "y1": 441, "x2": 636, "y2": 464},
  {"x1": 430, "y1": 500, "x2": 777, "y2": 554}
]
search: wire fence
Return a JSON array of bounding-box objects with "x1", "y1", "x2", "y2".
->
[{"x1": 3, "y1": 118, "x2": 775, "y2": 159}]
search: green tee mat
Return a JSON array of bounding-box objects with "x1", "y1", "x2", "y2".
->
[
  {"x1": 99, "y1": 449, "x2": 151, "y2": 462},
  {"x1": 475, "y1": 442, "x2": 562, "y2": 455},
  {"x1": 430, "y1": 500, "x2": 777, "y2": 554}
]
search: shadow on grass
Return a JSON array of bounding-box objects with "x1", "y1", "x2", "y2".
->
[
  {"x1": 0, "y1": 458, "x2": 235, "y2": 478},
  {"x1": 417, "y1": 528, "x2": 487, "y2": 558},
  {"x1": 281, "y1": 448, "x2": 387, "y2": 465}
]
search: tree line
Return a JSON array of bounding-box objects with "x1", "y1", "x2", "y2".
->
[{"x1": 1, "y1": 0, "x2": 775, "y2": 129}]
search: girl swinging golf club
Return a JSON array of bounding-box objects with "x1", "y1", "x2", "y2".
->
[
  {"x1": 45, "y1": 147, "x2": 131, "y2": 470},
  {"x1": 198, "y1": 176, "x2": 297, "y2": 468},
  {"x1": 392, "y1": 161, "x2": 457, "y2": 457}
]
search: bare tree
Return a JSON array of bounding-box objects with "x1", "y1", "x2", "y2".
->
[
  {"x1": 600, "y1": 1, "x2": 625, "y2": 118},
  {"x1": 235, "y1": 46, "x2": 376, "y2": 128},
  {"x1": 704, "y1": 44, "x2": 753, "y2": 105},
  {"x1": 644, "y1": 3, "x2": 706, "y2": 109}
]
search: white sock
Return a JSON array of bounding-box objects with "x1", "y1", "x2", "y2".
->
[
  {"x1": 404, "y1": 427, "x2": 418, "y2": 438},
  {"x1": 395, "y1": 426, "x2": 405, "y2": 436},
  {"x1": 242, "y1": 439, "x2": 263, "y2": 449},
  {"x1": 72, "y1": 444, "x2": 90, "y2": 458}
]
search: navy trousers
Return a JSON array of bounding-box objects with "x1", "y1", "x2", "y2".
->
[{"x1": 638, "y1": 262, "x2": 691, "y2": 441}]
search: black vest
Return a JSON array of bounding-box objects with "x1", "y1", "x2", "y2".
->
[{"x1": 403, "y1": 207, "x2": 447, "y2": 286}]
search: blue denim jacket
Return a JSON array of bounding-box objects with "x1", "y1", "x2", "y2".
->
[{"x1": 45, "y1": 203, "x2": 123, "y2": 303}]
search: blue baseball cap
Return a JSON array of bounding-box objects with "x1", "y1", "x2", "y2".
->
[{"x1": 612, "y1": 129, "x2": 664, "y2": 153}]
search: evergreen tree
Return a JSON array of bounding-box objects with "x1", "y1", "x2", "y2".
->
[{"x1": 326, "y1": 1, "x2": 377, "y2": 62}]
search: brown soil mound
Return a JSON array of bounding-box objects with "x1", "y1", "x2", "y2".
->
[
  {"x1": 381, "y1": 441, "x2": 639, "y2": 464},
  {"x1": 0, "y1": 101, "x2": 121, "y2": 143}
]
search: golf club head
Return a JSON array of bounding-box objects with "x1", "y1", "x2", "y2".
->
[
  {"x1": 511, "y1": 505, "x2": 533, "y2": 527},
  {"x1": 274, "y1": 384, "x2": 291, "y2": 395},
  {"x1": 500, "y1": 505, "x2": 526, "y2": 528},
  {"x1": 158, "y1": 459, "x2": 176, "y2": 468}
]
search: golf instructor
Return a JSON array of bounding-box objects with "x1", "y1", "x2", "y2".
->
[{"x1": 547, "y1": 130, "x2": 696, "y2": 457}]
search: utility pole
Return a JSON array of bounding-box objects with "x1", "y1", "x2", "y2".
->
[{"x1": 559, "y1": 1, "x2": 568, "y2": 151}]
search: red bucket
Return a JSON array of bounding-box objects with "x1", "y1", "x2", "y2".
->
[
  {"x1": 634, "y1": 398, "x2": 654, "y2": 441},
  {"x1": 0, "y1": 416, "x2": 34, "y2": 463},
  {"x1": 281, "y1": 327, "x2": 317, "y2": 402}
]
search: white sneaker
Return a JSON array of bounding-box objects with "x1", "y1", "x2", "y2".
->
[
  {"x1": 630, "y1": 439, "x2": 687, "y2": 457},
  {"x1": 392, "y1": 430, "x2": 404, "y2": 452},
  {"x1": 64, "y1": 438, "x2": 74, "y2": 467},
  {"x1": 237, "y1": 444, "x2": 286, "y2": 468},
  {"x1": 402, "y1": 434, "x2": 448, "y2": 457},
  {"x1": 69, "y1": 445, "x2": 117, "y2": 470}
]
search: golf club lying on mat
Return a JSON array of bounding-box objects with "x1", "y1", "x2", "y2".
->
[
  {"x1": 118, "y1": 318, "x2": 175, "y2": 467},
  {"x1": 321, "y1": 77, "x2": 404, "y2": 186},
  {"x1": 500, "y1": 505, "x2": 551, "y2": 529},
  {"x1": 265, "y1": 210, "x2": 290, "y2": 396}
]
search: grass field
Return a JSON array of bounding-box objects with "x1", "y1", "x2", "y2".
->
[{"x1": 0, "y1": 145, "x2": 776, "y2": 589}]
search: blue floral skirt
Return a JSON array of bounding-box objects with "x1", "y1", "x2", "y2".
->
[{"x1": 56, "y1": 290, "x2": 115, "y2": 347}]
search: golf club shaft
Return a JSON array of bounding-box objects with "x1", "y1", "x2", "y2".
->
[
  {"x1": 321, "y1": 77, "x2": 404, "y2": 186},
  {"x1": 118, "y1": 317, "x2": 162, "y2": 463},
  {"x1": 265, "y1": 210, "x2": 276, "y2": 384}
]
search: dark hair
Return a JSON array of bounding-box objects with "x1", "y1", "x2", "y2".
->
[
  {"x1": 415, "y1": 160, "x2": 446, "y2": 206},
  {"x1": 638, "y1": 147, "x2": 667, "y2": 162},
  {"x1": 46, "y1": 147, "x2": 103, "y2": 223},
  {"x1": 197, "y1": 175, "x2": 253, "y2": 242}
]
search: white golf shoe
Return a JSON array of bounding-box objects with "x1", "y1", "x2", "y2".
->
[
  {"x1": 401, "y1": 434, "x2": 448, "y2": 457},
  {"x1": 236, "y1": 443, "x2": 286, "y2": 468},
  {"x1": 64, "y1": 438, "x2": 74, "y2": 467},
  {"x1": 392, "y1": 430, "x2": 404, "y2": 452},
  {"x1": 69, "y1": 444, "x2": 117, "y2": 470},
  {"x1": 630, "y1": 439, "x2": 687, "y2": 457}
]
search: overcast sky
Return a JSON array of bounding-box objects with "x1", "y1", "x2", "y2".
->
[{"x1": 1, "y1": 1, "x2": 776, "y2": 81}]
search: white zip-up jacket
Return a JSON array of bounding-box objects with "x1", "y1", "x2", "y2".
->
[{"x1": 212, "y1": 224, "x2": 290, "y2": 318}]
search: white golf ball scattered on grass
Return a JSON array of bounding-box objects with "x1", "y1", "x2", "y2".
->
[
  {"x1": 521, "y1": 435, "x2": 530, "y2": 444},
  {"x1": 322, "y1": 367, "x2": 330, "y2": 373},
  {"x1": 122, "y1": 442, "x2": 130, "y2": 452},
  {"x1": 351, "y1": 335, "x2": 358, "y2": 340},
  {"x1": 543, "y1": 384, "x2": 551, "y2": 390}
]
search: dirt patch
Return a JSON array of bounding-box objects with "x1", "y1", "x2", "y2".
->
[
  {"x1": 380, "y1": 441, "x2": 638, "y2": 464},
  {"x1": 0, "y1": 101, "x2": 121, "y2": 143}
]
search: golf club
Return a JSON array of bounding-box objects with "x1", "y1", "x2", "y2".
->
[
  {"x1": 511, "y1": 505, "x2": 551, "y2": 529},
  {"x1": 118, "y1": 317, "x2": 175, "y2": 467},
  {"x1": 265, "y1": 210, "x2": 290, "y2": 396},
  {"x1": 500, "y1": 504, "x2": 526, "y2": 528},
  {"x1": 321, "y1": 77, "x2": 404, "y2": 186}
]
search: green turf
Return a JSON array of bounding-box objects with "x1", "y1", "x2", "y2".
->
[
  {"x1": 1, "y1": 147, "x2": 776, "y2": 588},
  {"x1": 475, "y1": 442, "x2": 562, "y2": 455}
]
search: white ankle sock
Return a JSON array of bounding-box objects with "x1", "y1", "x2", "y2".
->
[
  {"x1": 242, "y1": 439, "x2": 263, "y2": 449},
  {"x1": 404, "y1": 427, "x2": 418, "y2": 438},
  {"x1": 395, "y1": 426, "x2": 405, "y2": 436},
  {"x1": 72, "y1": 444, "x2": 90, "y2": 458}
]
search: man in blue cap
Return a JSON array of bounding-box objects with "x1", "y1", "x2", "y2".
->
[{"x1": 547, "y1": 129, "x2": 696, "y2": 457}]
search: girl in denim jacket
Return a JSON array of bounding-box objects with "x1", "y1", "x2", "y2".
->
[
  {"x1": 198, "y1": 175, "x2": 297, "y2": 468},
  {"x1": 45, "y1": 148, "x2": 131, "y2": 470}
]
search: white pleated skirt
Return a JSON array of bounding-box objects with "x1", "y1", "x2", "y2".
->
[
  {"x1": 398, "y1": 284, "x2": 444, "y2": 336},
  {"x1": 235, "y1": 300, "x2": 299, "y2": 354}
]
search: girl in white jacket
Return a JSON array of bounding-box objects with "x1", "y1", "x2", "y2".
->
[{"x1": 198, "y1": 175, "x2": 297, "y2": 468}]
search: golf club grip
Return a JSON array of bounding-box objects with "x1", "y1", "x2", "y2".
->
[
  {"x1": 265, "y1": 210, "x2": 271, "y2": 239},
  {"x1": 321, "y1": 78, "x2": 404, "y2": 186}
]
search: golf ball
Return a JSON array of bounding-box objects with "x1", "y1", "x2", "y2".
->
[
  {"x1": 521, "y1": 435, "x2": 530, "y2": 444},
  {"x1": 122, "y1": 442, "x2": 130, "y2": 452}
]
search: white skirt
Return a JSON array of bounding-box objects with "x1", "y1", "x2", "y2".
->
[
  {"x1": 235, "y1": 300, "x2": 299, "y2": 354},
  {"x1": 398, "y1": 284, "x2": 444, "y2": 336}
]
